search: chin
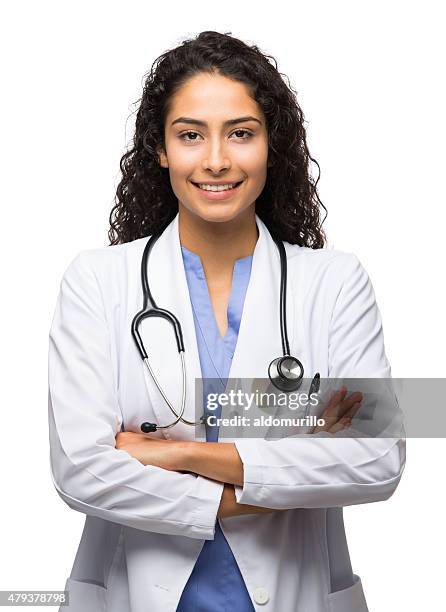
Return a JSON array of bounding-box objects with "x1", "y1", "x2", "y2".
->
[
  {"x1": 202, "y1": 209, "x2": 239, "y2": 223},
  {"x1": 189, "y1": 202, "x2": 249, "y2": 224}
]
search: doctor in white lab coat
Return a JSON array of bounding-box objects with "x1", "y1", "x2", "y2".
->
[
  {"x1": 48, "y1": 32, "x2": 406, "y2": 612},
  {"x1": 48, "y1": 212, "x2": 405, "y2": 612}
]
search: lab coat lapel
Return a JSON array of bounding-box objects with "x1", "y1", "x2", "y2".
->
[
  {"x1": 219, "y1": 216, "x2": 295, "y2": 440},
  {"x1": 139, "y1": 213, "x2": 295, "y2": 442},
  {"x1": 228, "y1": 215, "x2": 284, "y2": 378},
  {"x1": 139, "y1": 214, "x2": 204, "y2": 441}
]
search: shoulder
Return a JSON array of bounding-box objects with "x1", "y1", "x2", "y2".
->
[
  {"x1": 284, "y1": 241, "x2": 367, "y2": 292},
  {"x1": 61, "y1": 236, "x2": 150, "y2": 285}
]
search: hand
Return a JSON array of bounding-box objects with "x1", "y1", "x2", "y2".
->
[
  {"x1": 217, "y1": 483, "x2": 284, "y2": 518},
  {"x1": 115, "y1": 431, "x2": 185, "y2": 471},
  {"x1": 311, "y1": 385, "x2": 363, "y2": 434}
]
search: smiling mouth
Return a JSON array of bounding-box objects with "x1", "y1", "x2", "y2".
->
[{"x1": 191, "y1": 180, "x2": 244, "y2": 192}]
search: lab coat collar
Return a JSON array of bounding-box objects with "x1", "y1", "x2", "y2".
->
[{"x1": 139, "y1": 211, "x2": 294, "y2": 441}]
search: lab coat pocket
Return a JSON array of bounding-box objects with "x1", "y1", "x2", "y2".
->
[
  {"x1": 63, "y1": 577, "x2": 107, "y2": 612},
  {"x1": 326, "y1": 574, "x2": 368, "y2": 612}
]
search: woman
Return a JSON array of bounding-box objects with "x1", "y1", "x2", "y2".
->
[{"x1": 48, "y1": 31, "x2": 405, "y2": 612}]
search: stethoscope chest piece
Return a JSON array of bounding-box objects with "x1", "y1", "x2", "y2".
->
[{"x1": 268, "y1": 355, "x2": 304, "y2": 392}]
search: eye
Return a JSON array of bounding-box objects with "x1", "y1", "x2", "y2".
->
[
  {"x1": 231, "y1": 129, "x2": 253, "y2": 139},
  {"x1": 179, "y1": 131, "x2": 202, "y2": 142},
  {"x1": 178, "y1": 129, "x2": 253, "y2": 143}
]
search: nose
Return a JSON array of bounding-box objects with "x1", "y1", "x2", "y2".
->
[{"x1": 201, "y1": 139, "x2": 231, "y2": 174}]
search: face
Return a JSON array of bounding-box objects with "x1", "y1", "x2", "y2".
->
[{"x1": 157, "y1": 72, "x2": 269, "y2": 224}]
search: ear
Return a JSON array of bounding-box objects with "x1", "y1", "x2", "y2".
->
[{"x1": 157, "y1": 147, "x2": 169, "y2": 168}]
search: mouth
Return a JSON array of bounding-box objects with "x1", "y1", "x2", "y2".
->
[{"x1": 190, "y1": 180, "x2": 244, "y2": 200}]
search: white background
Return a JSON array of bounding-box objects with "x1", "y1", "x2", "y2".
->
[{"x1": 1, "y1": 1, "x2": 444, "y2": 610}]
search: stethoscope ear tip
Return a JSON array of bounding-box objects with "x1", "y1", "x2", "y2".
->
[{"x1": 141, "y1": 422, "x2": 157, "y2": 433}]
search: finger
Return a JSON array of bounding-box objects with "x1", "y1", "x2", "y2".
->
[
  {"x1": 334, "y1": 392, "x2": 363, "y2": 419},
  {"x1": 312, "y1": 399, "x2": 361, "y2": 434},
  {"x1": 329, "y1": 415, "x2": 352, "y2": 434},
  {"x1": 321, "y1": 386, "x2": 348, "y2": 417},
  {"x1": 314, "y1": 388, "x2": 361, "y2": 432},
  {"x1": 321, "y1": 389, "x2": 362, "y2": 420},
  {"x1": 326, "y1": 385, "x2": 348, "y2": 407},
  {"x1": 312, "y1": 415, "x2": 338, "y2": 434},
  {"x1": 329, "y1": 400, "x2": 362, "y2": 433},
  {"x1": 343, "y1": 401, "x2": 361, "y2": 420}
]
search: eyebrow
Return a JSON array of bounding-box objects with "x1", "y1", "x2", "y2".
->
[{"x1": 171, "y1": 115, "x2": 262, "y2": 128}]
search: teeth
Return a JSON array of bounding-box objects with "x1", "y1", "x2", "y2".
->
[{"x1": 197, "y1": 182, "x2": 240, "y2": 191}]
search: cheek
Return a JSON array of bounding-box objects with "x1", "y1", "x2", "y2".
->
[
  {"x1": 166, "y1": 144, "x2": 199, "y2": 179},
  {"x1": 236, "y1": 143, "x2": 268, "y2": 175}
]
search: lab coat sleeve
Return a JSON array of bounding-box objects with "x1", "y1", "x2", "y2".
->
[
  {"x1": 233, "y1": 253, "x2": 406, "y2": 509},
  {"x1": 48, "y1": 251, "x2": 223, "y2": 539}
]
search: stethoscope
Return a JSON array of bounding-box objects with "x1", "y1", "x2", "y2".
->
[{"x1": 131, "y1": 227, "x2": 320, "y2": 433}]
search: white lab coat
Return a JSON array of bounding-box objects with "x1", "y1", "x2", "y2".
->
[{"x1": 48, "y1": 213, "x2": 405, "y2": 612}]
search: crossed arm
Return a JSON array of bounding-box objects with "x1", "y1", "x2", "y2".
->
[
  {"x1": 115, "y1": 387, "x2": 362, "y2": 518},
  {"x1": 115, "y1": 433, "x2": 274, "y2": 518}
]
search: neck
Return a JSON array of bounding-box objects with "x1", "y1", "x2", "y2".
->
[{"x1": 178, "y1": 205, "x2": 258, "y2": 275}]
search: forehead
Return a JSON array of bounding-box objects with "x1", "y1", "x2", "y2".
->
[{"x1": 166, "y1": 72, "x2": 263, "y2": 122}]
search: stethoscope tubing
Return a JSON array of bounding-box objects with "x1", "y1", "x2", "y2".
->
[{"x1": 132, "y1": 225, "x2": 318, "y2": 432}]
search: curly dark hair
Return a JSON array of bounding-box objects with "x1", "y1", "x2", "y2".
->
[{"x1": 108, "y1": 31, "x2": 327, "y2": 248}]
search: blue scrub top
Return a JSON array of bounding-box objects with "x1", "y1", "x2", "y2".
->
[{"x1": 176, "y1": 245, "x2": 255, "y2": 612}]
